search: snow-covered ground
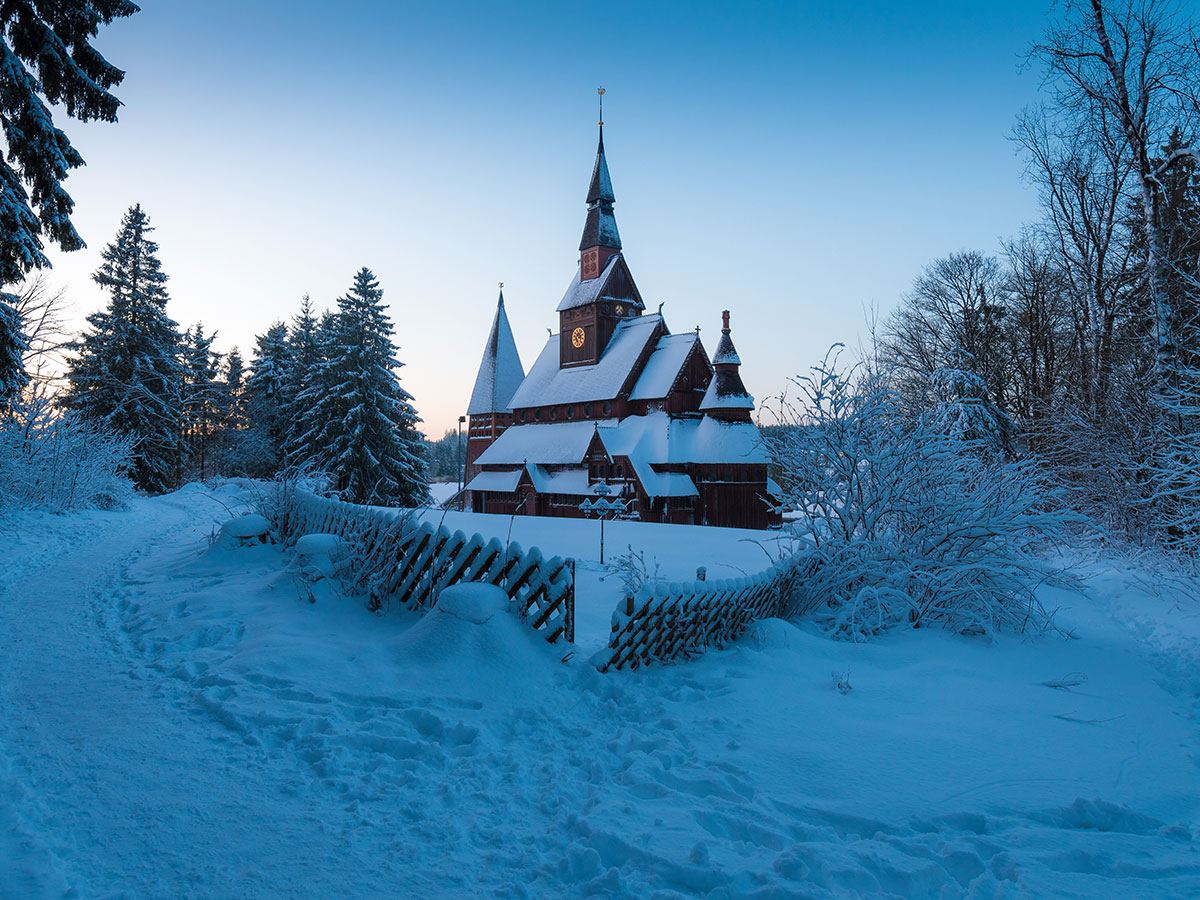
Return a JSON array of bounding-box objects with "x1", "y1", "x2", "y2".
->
[{"x1": 2, "y1": 483, "x2": 1198, "y2": 899}]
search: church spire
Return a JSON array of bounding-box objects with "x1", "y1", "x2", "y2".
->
[
  {"x1": 579, "y1": 89, "x2": 621, "y2": 278},
  {"x1": 467, "y1": 287, "x2": 526, "y2": 416}
]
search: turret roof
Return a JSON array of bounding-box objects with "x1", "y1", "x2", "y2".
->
[{"x1": 467, "y1": 290, "x2": 526, "y2": 415}]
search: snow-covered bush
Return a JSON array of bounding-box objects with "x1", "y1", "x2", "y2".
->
[
  {"x1": 767, "y1": 353, "x2": 1075, "y2": 639},
  {"x1": 0, "y1": 390, "x2": 134, "y2": 513}
]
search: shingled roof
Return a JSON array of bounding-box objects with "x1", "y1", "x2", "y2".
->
[{"x1": 467, "y1": 290, "x2": 526, "y2": 415}]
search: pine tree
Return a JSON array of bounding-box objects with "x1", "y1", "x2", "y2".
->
[
  {"x1": 0, "y1": 295, "x2": 29, "y2": 411},
  {"x1": 181, "y1": 323, "x2": 221, "y2": 479},
  {"x1": 281, "y1": 294, "x2": 321, "y2": 465},
  {"x1": 927, "y1": 348, "x2": 1015, "y2": 457},
  {"x1": 63, "y1": 204, "x2": 182, "y2": 492},
  {"x1": 244, "y1": 322, "x2": 290, "y2": 475},
  {"x1": 297, "y1": 268, "x2": 429, "y2": 505},
  {"x1": 223, "y1": 345, "x2": 245, "y2": 429},
  {"x1": 1, "y1": 2, "x2": 138, "y2": 287}
]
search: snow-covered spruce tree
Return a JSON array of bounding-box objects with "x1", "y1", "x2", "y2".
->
[
  {"x1": 296, "y1": 268, "x2": 428, "y2": 506},
  {"x1": 63, "y1": 204, "x2": 183, "y2": 493},
  {"x1": 180, "y1": 323, "x2": 222, "y2": 480},
  {"x1": 281, "y1": 294, "x2": 321, "y2": 466},
  {"x1": 221, "y1": 345, "x2": 245, "y2": 433},
  {"x1": 0, "y1": 2, "x2": 137, "y2": 288},
  {"x1": 0, "y1": 295, "x2": 28, "y2": 412},
  {"x1": 240, "y1": 322, "x2": 290, "y2": 476},
  {"x1": 927, "y1": 348, "x2": 1015, "y2": 456},
  {"x1": 767, "y1": 351, "x2": 1075, "y2": 639}
]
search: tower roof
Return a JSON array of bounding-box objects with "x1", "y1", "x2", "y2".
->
[
  {"x1": 467, "y1": 289, "x2": 526, "y2": 416},
  {"x1": 700, "y1": 310, "x2": 754, "y2": 415},
  {"x1": 586, "y1": 127, "x2": 616, "y2": 204},
  {"x1": 579, "y1": 125, "x2": 622, "y2": 252}
]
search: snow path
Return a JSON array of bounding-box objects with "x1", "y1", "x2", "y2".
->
[
  {"x1": 2, "y1": 486, "x2": 1200, "y2": 898},
  {"x1": 0, "y1": 492, "x2": 393, "y2": 899}
]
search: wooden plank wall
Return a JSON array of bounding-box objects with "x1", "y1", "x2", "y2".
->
[{"x1": 275, "y1": 492, "x2": 575, "y2": 644}]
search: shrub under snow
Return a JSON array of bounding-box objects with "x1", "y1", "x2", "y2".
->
[
  {"x1": 768, "y1": 355, "x2": 1076, "y2": 639},
  {"x1": 0, "y1": 391, "x2": 134, "y2": 513}
]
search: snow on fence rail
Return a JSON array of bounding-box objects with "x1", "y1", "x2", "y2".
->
[
  {"x1": 595, "y1": 558, "x2": 807, "y2": 672},
  {"x1": 273, "y1": 491, "x2": 575, "y2": 643}
]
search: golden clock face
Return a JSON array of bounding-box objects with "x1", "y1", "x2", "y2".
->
[{"x1": 571, "y1": 327, "x2": 586, "y2": 349}]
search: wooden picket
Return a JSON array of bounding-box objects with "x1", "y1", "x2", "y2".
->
[
  {"x1": 273, "y1": 491, "x2": 574, "y2": 644},
  {"x1": 594, "y1": 557, "x2": 807, "y2": 672}
]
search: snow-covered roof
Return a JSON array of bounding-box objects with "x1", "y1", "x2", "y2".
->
[
  {"x1": 596, "y1": 412, "x2": 768, "y2": 466},
  {"x1": 526, "y1": 465, "x2": 591, "y2": 496},
  {"x1": 699, "y1": 371, "x2": 755, "y2": 411},
  {"x1": 628, "y1": 333, "x2": 703, "y2": 401},
  {"x1": 474, "y1": 420, "x2": 614, "y2": 466},
  {"x1": 474, "y1": 413, "x2": 767, "y2": 497},
  {"x1": 711, "y1": 331, "x2": 742, "y2": 367},
  {"x1": 463, "y1": 469, "x2": 522, "y2": 493},
  {"x1": 508, "y1": 314, "x2": 663, "y2": 409},
  {"x1": 667, "y1": 416, "x2": 765, "y2": 463},
  {"x1": 556, "y1": 255, "x2": 629, "y2": 312},
  {"x1": 629, "y1": 462, "x2": 698, "y2": 498},
  {"x1": 467, "y1": 294, "x2": 526, "y2": 416}
]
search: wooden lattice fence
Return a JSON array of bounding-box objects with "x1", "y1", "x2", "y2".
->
[
  {"x1": 273, "y1": 491, "x2": 575, "y2": 644},
  {"x1": 595, "y1": 558, "x2": 808, "y2": 672}
]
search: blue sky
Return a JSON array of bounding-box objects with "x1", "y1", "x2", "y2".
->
[{"x1": 46, "y1": 1, "x2": 1056, "y2": 437}]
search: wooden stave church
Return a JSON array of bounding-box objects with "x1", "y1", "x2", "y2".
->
[{"x1": 462, "y1": 123, "x2": 779, "y2": 530}]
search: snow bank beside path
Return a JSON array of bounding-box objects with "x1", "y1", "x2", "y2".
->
[{"x1": 2, "y1": 485, "x2": 1199, "y2": 898}]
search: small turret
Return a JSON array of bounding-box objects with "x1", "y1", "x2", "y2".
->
[{"x1": 699, "y1": 310, "x2": 754, "y2": 422}]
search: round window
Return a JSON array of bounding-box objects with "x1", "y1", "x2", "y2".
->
[
  {"x1": 519, "y1": 410, "x2": 527, "y2": 422},
  {"x1": 534, "y1": 409, "x2": 542, "y2": 421},
  {"x1": 584, "y1": 403, "x2": 593, "y2": 417},
  {"x1": 566, "y1": 405, "x2": 575, "y2": 419},
  {"x1": 550, "y1": 407, "x2": 558, "y2": 420},
  {"x1": 602, "y1": 401, "x2": 613, "y2": 416}
]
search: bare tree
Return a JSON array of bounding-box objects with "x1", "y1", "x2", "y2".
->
[
  {"x1": 1013, "y1": 103, "x2": 1139, "y2": 408},
  {"x1": 880, "y1": 250, "x2": 1012, "y2": 410},
  {"x1": 1034, "y1": 0, "x2": 1200, "y2": 383},
  {"x1": 1001, "y1": 230, "x2": 1071, "y2": 427},
  {"x1": 10, "y1": 271, "x2": 72, "y2": 379}
]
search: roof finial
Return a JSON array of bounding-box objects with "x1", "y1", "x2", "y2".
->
[
  {"x1": 598, "y1": 86, "x2": 605, "y2": 127},
  {"x1": 498, "y1": 281, "x2": 504, "y2": 289}
]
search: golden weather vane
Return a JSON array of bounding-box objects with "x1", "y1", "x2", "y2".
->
[{"x1": 598, "y1": 86, "x2": 605, "y2": 126}]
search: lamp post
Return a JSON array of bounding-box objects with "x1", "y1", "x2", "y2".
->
[
  {"x1": 579, "y1": 483, "x2": 636, "y2": 564},
  {"x1": 457, "y1": 415, "x2": 466, "y2": 495}
]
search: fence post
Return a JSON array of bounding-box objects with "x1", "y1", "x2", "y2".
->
[{"x1": 567, "y1": 558, "x2": 576, "y2": 644}]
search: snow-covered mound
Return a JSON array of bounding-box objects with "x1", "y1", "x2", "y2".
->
[
  {"x1": 289, "y1": 532, "x2": 349, "y2": 581},
  {"x1": 395, "y1": 582, "x2": 557, "y2": 675},
  {"x1": 214, "y1": 513, "x2": 271, "y2": 548}
]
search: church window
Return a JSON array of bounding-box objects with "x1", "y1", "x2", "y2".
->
[
  {"x1": 550, "y1": 407, "x2": 558, "y2": 420},
  {"x1": 534, "y1": 409, "x2": 542, "y2": 421},
  {"x1": 584, "y1": 403, "x2": 593, "y2": 417},
  {"x1": 602, "y1": 401, "x2": 612, "y2": 416},
  {"x1": 519, "y1": 410, "x2": 527, "y2": 422},
  {"x1": 566, "y1": 405, "x2": 575, "y2": 419}
]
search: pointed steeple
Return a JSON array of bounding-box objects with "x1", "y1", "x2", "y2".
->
[
  {"x1": 468, "y1": 288, "x2": 526, "y2": 415},
  {"x1": 579, "y1": 105, "x2": 622, "y2": 277},
  {"x1": 700, "y1": 310, "x2": 754, "y2": 421}
]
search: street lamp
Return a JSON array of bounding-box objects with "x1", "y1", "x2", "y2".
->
[
  {"x1": 579, "y1": 482, "x2": 636, "y2": 564},
  {"x1": 457, "y1": 415, "x2": 466, "y2": 495}
]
